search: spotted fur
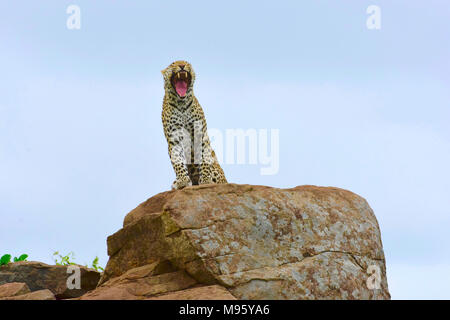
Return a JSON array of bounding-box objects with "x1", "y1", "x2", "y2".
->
[{"x1": 161, "y1": 60, "x2": 227, "y2": 190}]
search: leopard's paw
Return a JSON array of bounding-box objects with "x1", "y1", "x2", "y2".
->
[
  {"x1": 171, "y1": 176, "x2": 192, "y2": 190},
  {"x1": 198, "y1": 175, "x2": 213, "y2": 185}
]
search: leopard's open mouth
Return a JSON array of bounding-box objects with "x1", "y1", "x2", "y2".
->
[{"x1": 171, "y1": 71, "x2": 191, "y2": 98}]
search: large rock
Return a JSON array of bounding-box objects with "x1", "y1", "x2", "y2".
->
[
  {"x1": 0, "y1": 282, "x2": 31, "y2": 298},
  {"x1": 0, "y1": 261, "x2": 101, "y2": 299},
  {"x1": 1, "y1": 289, "x2": 55, "y2": 300},
  {"x1": 79, "y1": 262, "x2": 195, "y2": 300},
  {"x1": 94, "y1": 184, "x2": 390, "y2": 300},
  {"x1": 79, "y1": 260, "x2": 236, "y2": 300},
  {"x1": 148, "y1": 285, "x2": 237, "y2": 300}
]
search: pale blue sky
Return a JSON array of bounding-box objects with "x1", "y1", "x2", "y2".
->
[{"x1": 1, "y1": 1, "x2": 449, "y2": 299}]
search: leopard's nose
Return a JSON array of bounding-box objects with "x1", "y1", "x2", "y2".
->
[{"x1": 179, "y1": 64, "x2": 185, "y2": 70}]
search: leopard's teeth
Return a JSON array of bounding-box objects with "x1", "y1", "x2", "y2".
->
[{"x1": 177, "y1": 73, "x2": 180, "y2": 79}]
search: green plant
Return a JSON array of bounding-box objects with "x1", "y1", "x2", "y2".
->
[
  {"x1": 53, "y1": 251, "x2": 76, "y2": 266},
  {"x1": 0, "y1": 254, "x2": 11, "y2": 266},
  {"x1": 13, "y1": 254, "x2": 28, "y2": 262},
  {"x1": 90, "y1": 256, "x2": 104, "y2": 272},
  {"x1": 53, "y1": 251, "x2": 104, "y2": 272},
  {"x1": 1, "y1": 254, "x2": 28, "y2": 266}
]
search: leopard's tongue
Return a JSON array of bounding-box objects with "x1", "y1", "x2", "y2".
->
[{"x1": 175, "y1": 80, "x2": 187, "y2": 97}]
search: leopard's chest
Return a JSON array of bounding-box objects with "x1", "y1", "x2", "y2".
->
[{"x1": 169, "y1": 103, "x2": 198, "y2": 129}]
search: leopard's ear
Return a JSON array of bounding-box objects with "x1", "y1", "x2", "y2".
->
[{"x1": 161, "y1": 68, "x2": 168, "y2": 80}]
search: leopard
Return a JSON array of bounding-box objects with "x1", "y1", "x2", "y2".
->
[{"x1": 161, "y1": 60, "x2": 228, "y2": 190}]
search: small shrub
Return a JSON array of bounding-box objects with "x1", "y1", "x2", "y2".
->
[
  {"x1": 0, "y1": 254, "x2": 11, "y2": 266},
  {"x1": 53, "y1": 251, "x2": 76, "y2": 266},
  {"x1": 13, "y1": 254, "x2": 28, "y2": 262},
  {"x1": 90, "y1": 256, "x2": 104, "y2": 272},
  {"x1": 1, "y1": 254, "x2": 28, "y2": 266},
  {"x1": 53, "y1": 251, "x2": 104, "y2": 272}
]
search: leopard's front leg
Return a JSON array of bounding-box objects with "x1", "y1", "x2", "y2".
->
[
  {"x1": 168, "y1": 142, "x2": 192, "y2": 190},
  {"x1": 165, "y1": 122, "x2": 193, "y2": 190},
  {"x1": 198, "y1": 131, "x2": 217, "y2": 185}
]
